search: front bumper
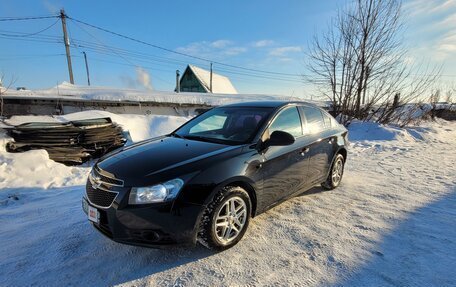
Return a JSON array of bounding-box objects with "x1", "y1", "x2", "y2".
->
[{"x1": 82, "y1": 195, "x2": 204, "y2": 247}]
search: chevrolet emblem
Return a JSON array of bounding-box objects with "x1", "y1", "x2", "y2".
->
[{"x1": 91, "y1": 175, "x2": 102, "y2": 189}]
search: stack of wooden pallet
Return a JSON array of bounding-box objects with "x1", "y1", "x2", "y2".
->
[{"x1": 4, "y1": 118, "x2": 126, "y2": 165}]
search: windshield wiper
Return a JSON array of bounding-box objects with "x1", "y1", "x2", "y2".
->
[
  {"x1": 181, "y1": 135, "x2": 227, "y2": 144},
  {"x1": 182, "y1": 135, "x2": 211, "y2": 141},
  {"x1": 169, "y1": 132, "x2": 184, "y2": 139}
]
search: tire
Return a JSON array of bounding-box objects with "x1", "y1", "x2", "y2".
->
[
  {"x1": 198, "y1": 186, "x2": 251, "y2": 251},
  {"x1": 322, "y1": 154, "x2": 345, "y2": 190}
]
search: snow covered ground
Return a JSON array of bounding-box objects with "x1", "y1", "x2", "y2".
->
[{"x1": 0, "y1": 112, "x2": 455, "y2": 286}]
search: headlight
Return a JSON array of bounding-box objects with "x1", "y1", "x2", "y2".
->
[{"x1": 128, "y1": 178, "x2": 184, "y2": 204}]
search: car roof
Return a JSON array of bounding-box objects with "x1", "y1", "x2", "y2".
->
[{"x1": 221, "y1": 100, "x2": 319, "y2": 109}]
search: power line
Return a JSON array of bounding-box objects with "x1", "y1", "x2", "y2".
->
[
  {"x1": 62, "y1": 31, "x2": 305, "y2": 83},
  {"x1": 0, "y1": 54, "x2": 65, "y2": 60},
  {"x1": 71, "y1": 43, "x2": 306, "y2": 83},
  {"x1": 0, "y1": 19, "x2": 59, "y2": 37},
  {"x1": 72, "y1": 55, "x2": 176, "y2": 73},
  {"x1": 72, "y1": 41, "x2": 194, "y2": 66},
  {"x1": 67, "y1": 16, "x2": 302, "y2": 77},
  {"x1": 68, "y1": 20, "x2": 186, "y2": 85},
  {"x1": 71, "y1": 40, "x2": 308, "y2": 81},
  {"x1": 0, "y1": 13, "x2": 311, "y2": 84},
  {"x1": 0, "y1": 35, "x2": 61, "y2": 44},
  {"x1": 0, "y1": 15, "x2": 58, "y2": 21},
  {"x1": 69, "y1": 18, "x2": 138, "y2": 68},
  {"x1": 61, "y1": 25, "x2": 305, "y2": 84},
  {"x1": 0, "y1": 30, "x2": 60, "y2": 39},
  {"x1": 1, "y1": 13, "x2": 452, "y2": 87}
]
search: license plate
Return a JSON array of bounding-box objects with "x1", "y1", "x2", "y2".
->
[{"x1": 88, "y1": 205, "x2": 99, "y2": 224}]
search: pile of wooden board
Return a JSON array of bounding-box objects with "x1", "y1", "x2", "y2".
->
[{"x1": 4, "y1": 118, "x2": 126, "y2": 165}]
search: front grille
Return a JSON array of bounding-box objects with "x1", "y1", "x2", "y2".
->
[
  {"x1": 93, "y1": 167, "x2": 124, "y2": 186},
  {"x1": 86, "y1": 181, "x2": 118, "y2": 208}
]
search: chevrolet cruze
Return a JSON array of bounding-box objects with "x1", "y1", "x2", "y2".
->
[{"x1": 82, "y1": 101, "x2": 348, "y2": 250}]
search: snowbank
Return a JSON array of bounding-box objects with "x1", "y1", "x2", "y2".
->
[{"x1": 347, "y1": 120, "x2": 434, "y2": 142}]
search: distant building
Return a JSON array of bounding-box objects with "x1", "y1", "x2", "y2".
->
[{"x1": 178, "y1": 64, "x2": 237, "y2": 94}]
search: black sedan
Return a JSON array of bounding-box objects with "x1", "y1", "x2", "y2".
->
[{"x1": 82, "y1": 101, "x2": 348, "y2": 250}]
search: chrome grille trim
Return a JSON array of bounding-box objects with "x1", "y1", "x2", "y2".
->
[
  {"x1": 92, "y1": 166, "x2": 124, "y2": 187},
  {"x1": 86, "y1": 166, "x2": 123, "y2": 209}
]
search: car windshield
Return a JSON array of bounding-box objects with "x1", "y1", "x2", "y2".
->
[{"x1": 172, "y1": 107, "x2": 273, "y2": 144}]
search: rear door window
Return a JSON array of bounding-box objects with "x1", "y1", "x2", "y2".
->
[
  {"x1": 301, "y1": 106, "x2": 325, "y2": 134},
  {"x1": 321, "y1": 111, "x2": 332, "y2": 128}
]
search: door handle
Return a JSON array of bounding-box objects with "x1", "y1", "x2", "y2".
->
[{"x1": 300, "y1": 147, "x2": 310, "y2": 156}]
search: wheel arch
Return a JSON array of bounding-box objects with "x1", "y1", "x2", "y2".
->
[
  {"x1": 204, "y1": 176, "x2": 258, "y2": 218},
  {"x1": 323, "y1": 146, "x2": 348, "y2": 180},
  {"x1": 337, "y1": 147, "x2": 347, "y2": 162}
]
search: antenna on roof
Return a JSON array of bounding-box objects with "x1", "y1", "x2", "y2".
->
[{"x1": 289, "y1": 90, "x2": 295, "y2": 101}]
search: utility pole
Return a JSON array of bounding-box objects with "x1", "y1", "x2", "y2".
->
[
  {"x1": 82, "y1": 51, "x2": 91, "y2": 86},
  {"x1": 60, "y1": 9, "x2": 74, "y2": 84},
  {"x1": 175, "y1": 70, "x2": 180, "y2": 93},
  {"x1": 210, "y1": 62, "x2": 213, "y2": 93}
]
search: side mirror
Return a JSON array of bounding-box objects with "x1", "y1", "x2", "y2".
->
[{"x1": 265, "y1": 130, "x2": 295, "y2": 147}]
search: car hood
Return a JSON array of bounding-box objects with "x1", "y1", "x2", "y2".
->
[{"x1": 97, "y1": 136, "x2": 240, "y2": 186}]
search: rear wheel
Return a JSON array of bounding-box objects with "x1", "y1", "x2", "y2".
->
[
  {"x1": 198, "y1": 186, "x2": 251, "y2": 250},
  {"x1": 322, "y1": 154, "x2": 345, "y2": 190}
]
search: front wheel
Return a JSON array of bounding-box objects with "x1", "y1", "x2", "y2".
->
[
  {"x1": 198, "y1": 186, "x2": 251, "y2": 250},
  {"x1": 322, "y1": 154, "x2": 345, "y2": 190}
]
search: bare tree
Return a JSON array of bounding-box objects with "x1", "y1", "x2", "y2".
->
[
  {"x1": 424, "y1": 86, "x2": 456, "y2": 121},
  {"x1": 0, "y1": 74, "x2": 5, "y2": 118},
  {"x1": 307, "y1": 0, "x2": 439, "y2": 126},
  {"x1": 0, "y1": 74, "x2": 17, "y2": 117},
  {"x1": 444, "y1": 86, "x2": 455, "y2": 110}
]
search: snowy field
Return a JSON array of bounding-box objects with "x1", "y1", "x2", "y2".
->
[{"x1": 0, "y1": 112, "x2": 455, "y2": 286}]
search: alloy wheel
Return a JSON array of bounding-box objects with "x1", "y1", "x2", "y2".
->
[
  {"x1": 332, "y1": 157, "x2": 344, "y2": 185},
  {"x1": 213, "y1": 196, "x2": 247, "y2": 245}
]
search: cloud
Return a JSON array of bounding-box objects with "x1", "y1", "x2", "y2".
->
[
  {"x1": 42, "y1": 0, "x2": 60, "y2": 13},
  {"x1": 136, "y1": 67, "x2": 153, "y2": 90},
  {"x1": 436, "y1": 32, "x2": 456, "y2": 56},
  {"x1": 403, "y1": 0, "x2": 456, "y2": 17},
  {"x1": 436, "y1": 13, "x2": 456, "y2": 28},
  {"x1": 252, "y1": 40, "x2": 275, "y2": 48},
  {"x1": 176, "y1": 40, "x2": 248, "y2": 58},
  {"x1": 403, "y1": 0, "x2": 456, "y2": 62},
  {"x1": 269, "y1": 46, "x2": 302, "y2": 57},
  {"x1": 210, "y1": 40, "x2": 233, "y2": 49},
  {"x1": 224, "y1": 47, "x2": 248, "y2": 55}
]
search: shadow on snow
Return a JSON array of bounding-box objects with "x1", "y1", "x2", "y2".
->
[
  {"x1": 335, "y1": 186, "x2": 456, "y2": 286},
  {"x1": 0, "y1": 186, "x2": 213, "y2": 286}
]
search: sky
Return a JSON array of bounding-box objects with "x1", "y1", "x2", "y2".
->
[{"x1": 0, "y1": 0, "x2": 455, "y2": 99}]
